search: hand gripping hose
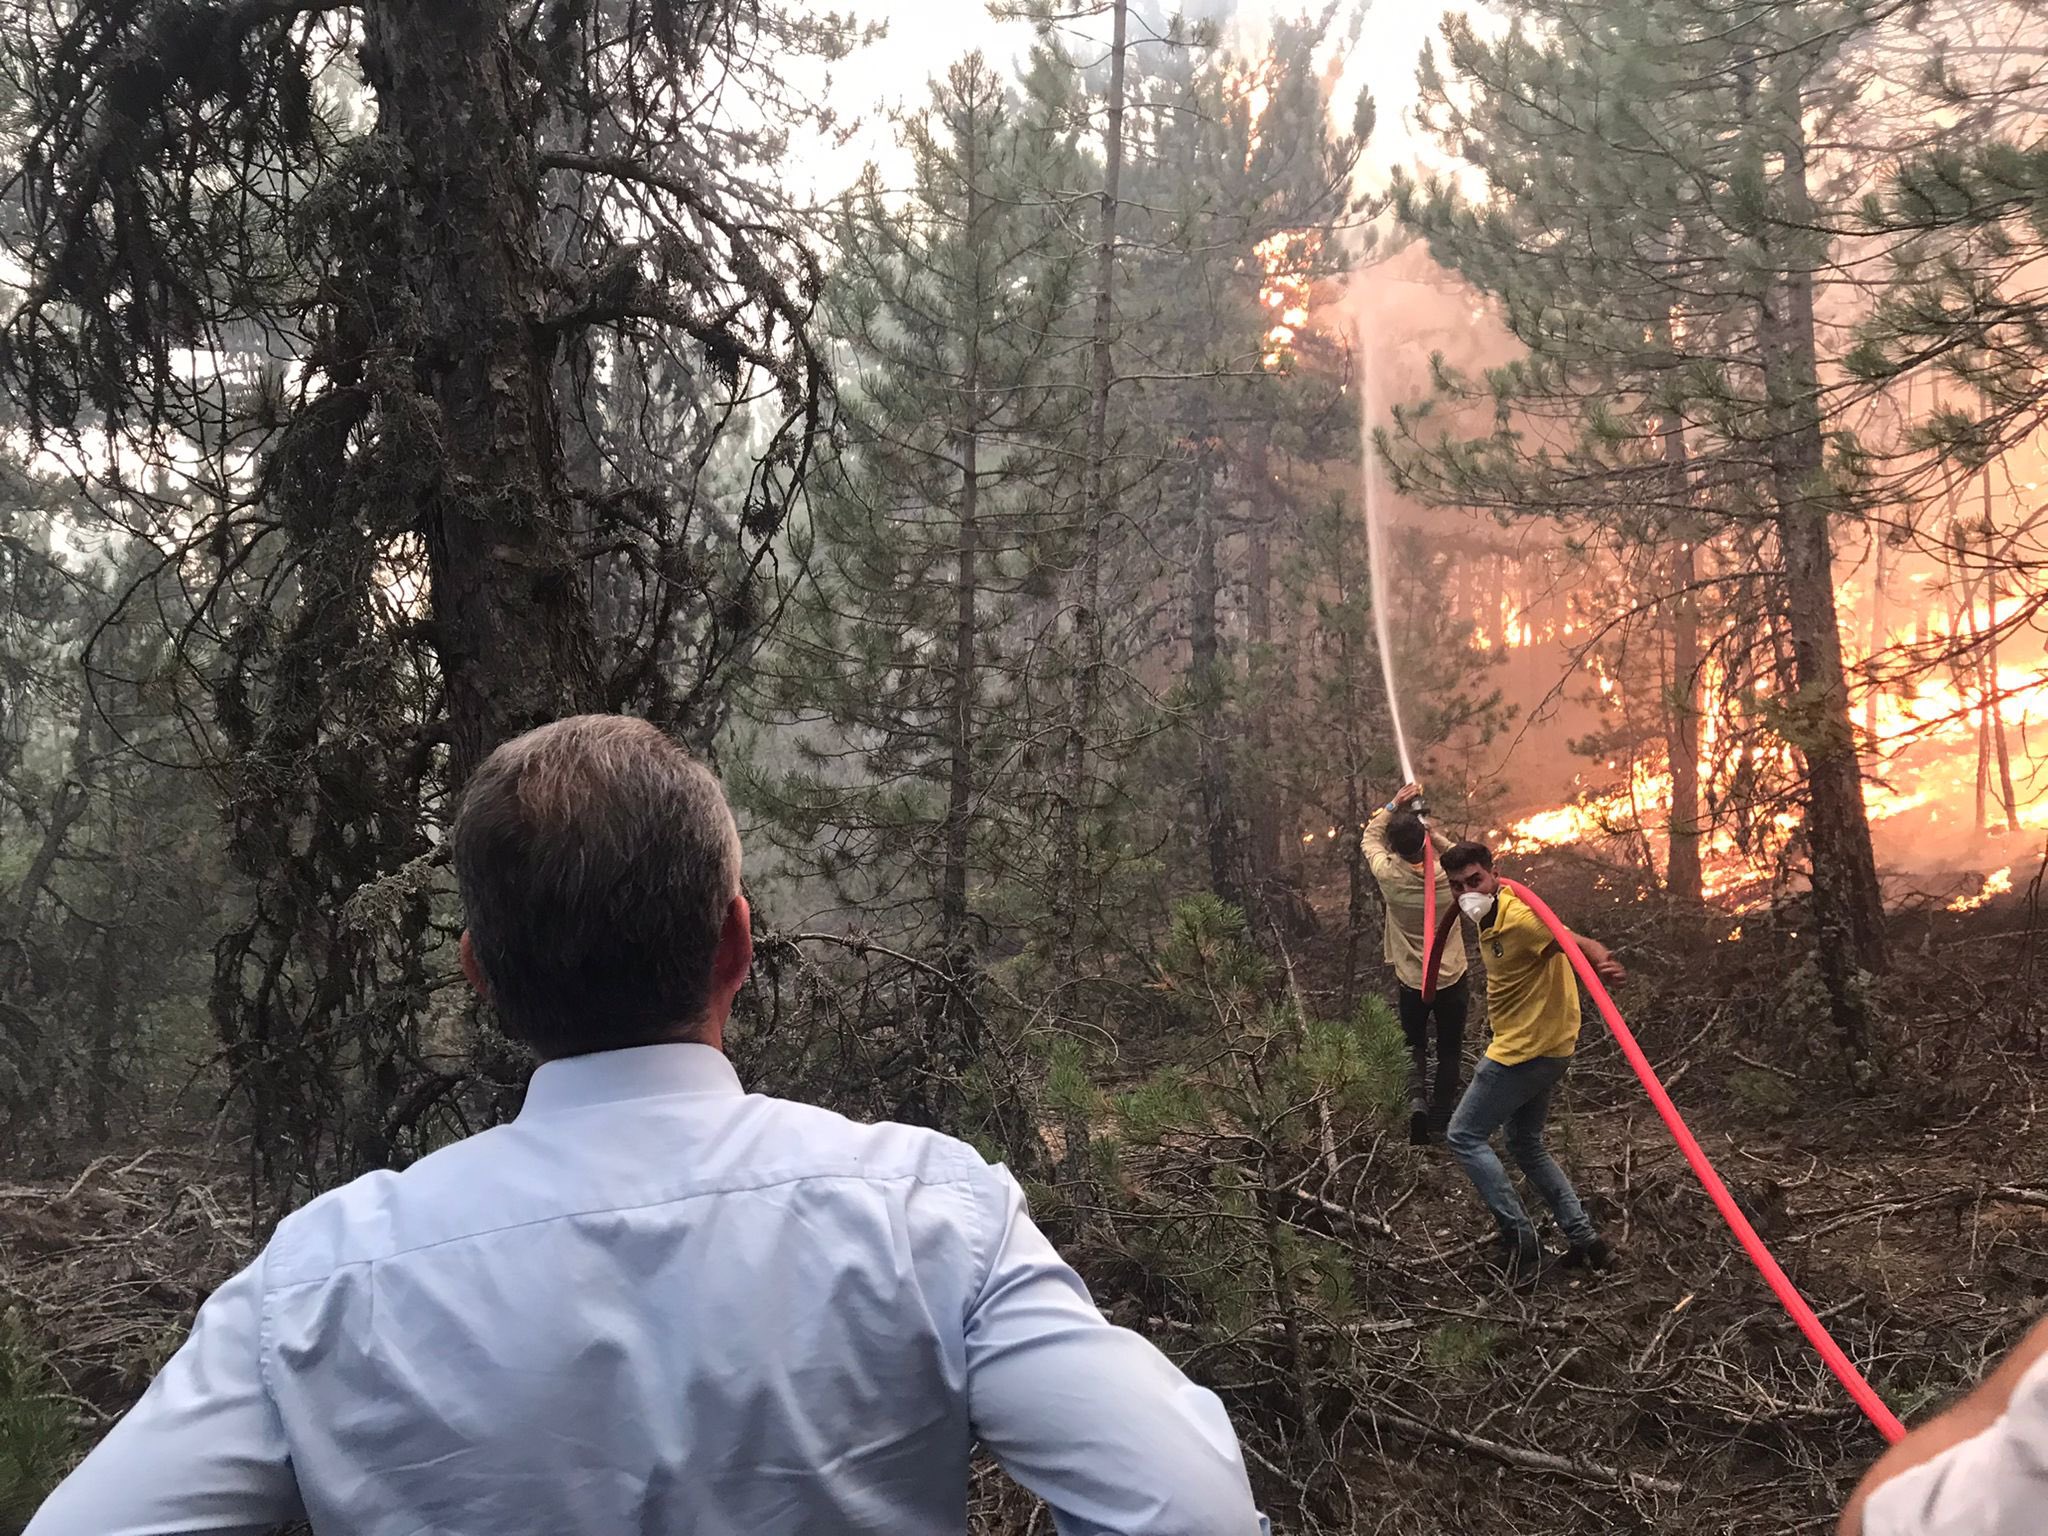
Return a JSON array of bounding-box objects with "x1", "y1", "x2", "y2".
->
[{"x1": 1417, "y1": 840, "x2": 1905, "y2": 1443}]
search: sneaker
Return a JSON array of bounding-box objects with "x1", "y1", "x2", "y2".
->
[{"x1": 1562, "y1": 1237, "x2": 1615, "y2": 1271}]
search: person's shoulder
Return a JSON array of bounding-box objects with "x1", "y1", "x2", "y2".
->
[
  {"x1": 728, "y1": 1095, "x2": 1018, "y2": 1281},
  {"x1": 261, "y1": 1126, "x2": 517, "y2": 1289},
  {"x1": 2014, "y1": 1345, "x2": 2048, "y2": 1418},
  {"x1": 259, "y1": 1098, "x2": 1004, "y2": 1290},
  {"x1": 1497, "y1": 889, "x2": 1548, "y2": 941},
  {"x1": 261, "y1": 1165, "x2": 406, "y2": 1291},
  {"x1": 745, "y1": 1091, "x2": 997, "y2": 1186}
]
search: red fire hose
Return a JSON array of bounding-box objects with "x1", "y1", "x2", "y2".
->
[
  {"x1": 1420, "y1": 812, "x2": 1449, "y2": 1003},
  {"x1": 1416, "y1": 835, "x2": 1905, "y2": 1444}
]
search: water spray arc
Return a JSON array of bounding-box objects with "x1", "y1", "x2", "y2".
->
[{"x1": 1358, "y1": 339, "x2": 1417, "y2": 787}]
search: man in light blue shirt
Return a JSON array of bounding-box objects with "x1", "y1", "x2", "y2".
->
[
  {"x1": 27, "y1": 714, "x2": 1266, "y2": 1536},
  {"x1": 1840, "y1": 1313, "x2": 2048, "y2": 1536}
]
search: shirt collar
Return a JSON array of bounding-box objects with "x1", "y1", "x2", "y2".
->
[
  {"x1": 518, "y1": 1042, "x2": 744, "y2": 1119},
  {"x1": 1483, "y1": 889, "x2": 1512, "y2": 929}
]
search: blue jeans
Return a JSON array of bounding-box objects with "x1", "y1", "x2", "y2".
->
[{"x1": 1446, "y1": 1055, "x2": 1596, "y2": 1247}]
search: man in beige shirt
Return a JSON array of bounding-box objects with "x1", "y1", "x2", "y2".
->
[{"x1": 1361, "y1": 782, "x2": 1468, "y2": 1144}]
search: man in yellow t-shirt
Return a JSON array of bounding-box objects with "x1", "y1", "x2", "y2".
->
[
  {"x1": 1361, "y1": 782, "x2": 1468, "y2": 1145},
  {"x1": 1439, "y1": 838, "x2": 1625, "y2": 1283}
]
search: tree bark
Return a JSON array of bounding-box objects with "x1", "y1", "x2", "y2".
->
[
  {"x1": 1337, "y1": 521, "x2": 1370, "y2": 1016},
  {"x1": 1190, "y1": 444, "x2": 1238, "y2": 907},
  {"x1": 85, "y1": 911, "x2": 124, "y2": 1144},
  {"x1": 1660, "y1": 404, "x2": 1704, "y2": 905},
  {"x1": 9, "y1": 695, "x2": 93, "y2": 946},
  {"x1": 1979, "y1": 483, "x2": 2019, "y2": 829},
  {"x1": 1244, "y1": 425, "x2": 1280, "y2": 887},
  {"x1": 1057, "y1": 0, "x2": 1127, "y2": 957},
  {"x1": 1750, "y1": 72, "x2": 1887, "y2": 1064},
  {"x1": 941, "y1": 130, "x2": 984, "y2": 955},
  {"x1": 364, "y1": 0, "x2": 604, "y2": 787},
  {"x1": 1865, "y1": 516, "x2": 1888, "y2": 745}
]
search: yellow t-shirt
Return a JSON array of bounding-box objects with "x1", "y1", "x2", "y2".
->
[{"x1": 1479, "y1": 889, "x2": 1580, "y2": 1065}]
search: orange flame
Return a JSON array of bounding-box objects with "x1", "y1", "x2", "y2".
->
[
  {"x1": 1949, "y1": 865, "x2": 2013, "y2": 912},
  {"x1": 1479, "y1": 533, "x2": 2048, "y2": 912},
  {"x1": 1253, "y1": 230, "x2": 1318, "y2": 369}
]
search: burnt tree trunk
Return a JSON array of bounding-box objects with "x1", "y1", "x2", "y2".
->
[{"x1": 364, "y1": 0, "x2": 604, "y2": 786}]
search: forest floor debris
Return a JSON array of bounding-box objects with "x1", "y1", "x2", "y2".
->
[{"x1": 7, "y1": 858, "x2": 2047, "y2": 1534}]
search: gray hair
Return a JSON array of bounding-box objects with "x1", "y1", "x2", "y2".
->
[{"x1": 452, "y1": 715, "x2": 742, "y2": 1057}]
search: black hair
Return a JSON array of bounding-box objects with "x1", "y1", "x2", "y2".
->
[
  {"x1": 1438, "y1": 840, "x2": 1494, "y2": 875},
  {"x1": 1386, "y1": 809, "x2": 1427, "y2": 862}
]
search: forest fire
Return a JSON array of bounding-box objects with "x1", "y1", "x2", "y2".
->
[
  {"x1": 1950, "y1": 865, "x2": 2014, "y2": 911},
  {"x1": 1253, "y1": 230, "x2": 1316, "y2": 369},
  {"x1": 1232, "y1": 55, "x2": 1318, "y2": 375},
  {"x1": 1490, "y1": 599, "x2": 2048, "y2": 907}
]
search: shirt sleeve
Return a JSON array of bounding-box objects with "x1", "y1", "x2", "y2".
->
[
  {"x1": 1863, "y1": 1357, "x2": 2048, "y2": 1536},
  {"x1": 24, "y1": 1257, "x2": 304, "y2": 1536},
  {"x1": 965, "y1": 1166, "x2": 1268, "y2": 1536}
]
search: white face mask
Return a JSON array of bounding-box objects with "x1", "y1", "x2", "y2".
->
[{"x1": 1458, "y1": 891, "x2": 1494, "y2": 924}]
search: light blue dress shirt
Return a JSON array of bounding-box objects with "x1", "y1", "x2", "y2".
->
[
  {"x1": 1861, "y1": 1350, "x2": 2048, "y2": 1536},
  {"x1": 27, "y1": 1043, "x2": 1266, "y2": 1536}
]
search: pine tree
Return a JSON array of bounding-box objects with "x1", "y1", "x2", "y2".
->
[
  {"x1": 1107, "y1": 12, "x2": 1367, "y2": 921},
  {"x1": 1848, "y1": 2, "x2": 2048, "y2": 746},
  {"x1": 0, "y1": 0, "x2": 848, "y2": 1191},
  {"x1": 744, "y1": 53, "x2": 1086, "y2": 962},
  {"x1": 1102, "y1": 894, "x2": 1408, "y2": 1509}
]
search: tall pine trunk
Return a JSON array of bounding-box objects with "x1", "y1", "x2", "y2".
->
[
  {"x1": 942, "y1": 147, "x2": 984, "y2": 955},
  {"x1": 86, "y1": 915, "x2": 123, "y2": 1144},
  {"x1": 365, "y1": 0, "x2": 603, "y2": 785},
  {"x1": 1244, "y1": 426, "x2": 1280, "y2": 888},
  {"x1": 1751, "y1": 74, "x2": 1887, "y2": 1064},
  {"x1": 1058, "y1": 0, "x2": 1128, "y2": 957},
  {"x1": 1189, "y1": 445, "x2": 1238, "y2": 907},
  {"x1": 1660, "y1": 403, "x2": 1704, "y2": 904},
  {"x1": 9, "y1": 694, "x2": 92, "y2": 943},
  {"x1": 1978, "y1": 486, "x2": 2019, "y2": 829},
  {"x1": 1334, "y1": 519, "x2": 1369, "y2": 1016}
]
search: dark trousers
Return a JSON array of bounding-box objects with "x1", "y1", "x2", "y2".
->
[{"x1": 1396, "y1": 976, "x2": 1468, "y2": 1129}]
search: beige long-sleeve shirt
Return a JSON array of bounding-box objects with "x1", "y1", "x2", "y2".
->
[{"x1": 1361, "y1": 806, "x2": 1467, "y2": 992}]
